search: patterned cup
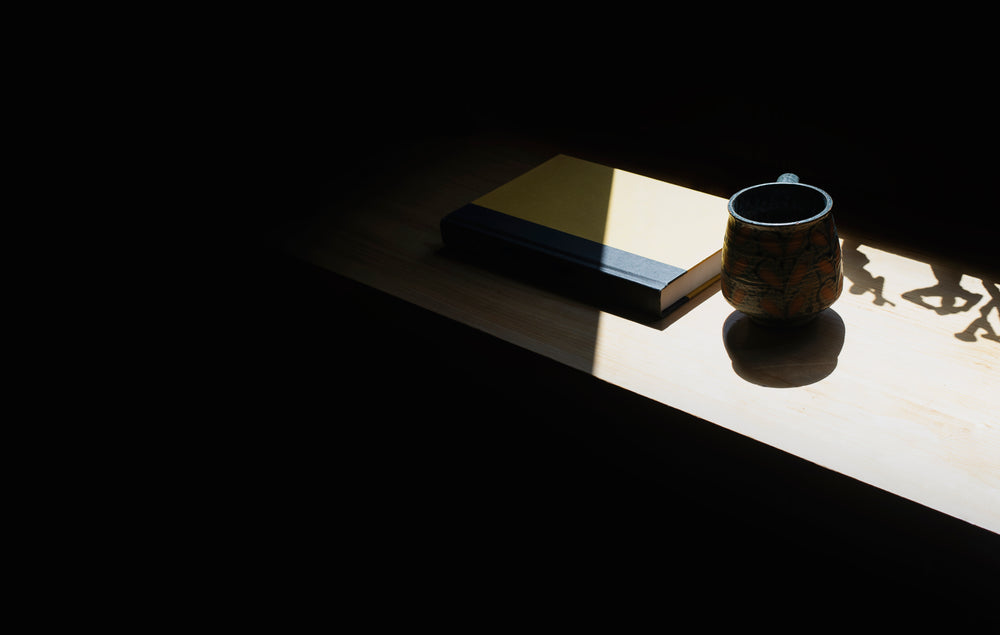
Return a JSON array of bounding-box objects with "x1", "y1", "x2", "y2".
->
[{"x1": 721, "y1": 173, "x2": 843, "y2": 326}]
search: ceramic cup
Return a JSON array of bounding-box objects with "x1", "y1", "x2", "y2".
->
[{"x1": 721, "y1": 173, "x2": 843, "y2": 326}]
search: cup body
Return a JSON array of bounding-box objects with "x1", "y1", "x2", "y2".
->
[{"x1": 721, "y1": 177, "x2": 843, "y2": 326}]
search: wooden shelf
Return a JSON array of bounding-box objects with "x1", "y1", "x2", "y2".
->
[
  {"x1": 287, "y1": 134, "x2": 999, "y2": 536},
  {"x1": 270, "y1": 131, "x2": 999, "y2": 613}
]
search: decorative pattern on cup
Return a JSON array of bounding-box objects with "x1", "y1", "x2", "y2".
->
[{"x1": 721, "y1": 174, "x2": 843, "y2": 326}]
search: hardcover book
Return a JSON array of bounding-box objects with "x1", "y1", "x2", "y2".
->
[{"x1": 440, "y1": 155, "x2": 729, "y2": 319}]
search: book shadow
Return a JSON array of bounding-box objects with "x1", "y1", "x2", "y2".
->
[{"x1": 722, "y1": 309, "x2": 846, "y2": 388}]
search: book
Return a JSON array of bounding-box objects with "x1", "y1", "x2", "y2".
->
[{"x1": 440, "y1": 154, "x2": 729, "y2": 319}]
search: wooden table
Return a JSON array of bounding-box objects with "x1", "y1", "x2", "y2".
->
[{"x1": 275, "y1": 130, "x2": 999, "y2": 612}]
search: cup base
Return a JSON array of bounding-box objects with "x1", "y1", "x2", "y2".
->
[{"x1": 747, "y1": 312, "x2": 822, "y2": 328}]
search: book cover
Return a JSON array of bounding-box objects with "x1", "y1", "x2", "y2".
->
[{"x1": 440, "y1": 155, "x2": 729, "y2": 319}]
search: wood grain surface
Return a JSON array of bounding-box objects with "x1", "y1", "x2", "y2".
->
[{"x1": 286, "y1": 133, "x2": 1000, "y2": 535}]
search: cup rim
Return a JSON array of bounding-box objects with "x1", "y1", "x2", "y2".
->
[{"x1": 727, "y1": 181, "x2": 833, "y2": 227}]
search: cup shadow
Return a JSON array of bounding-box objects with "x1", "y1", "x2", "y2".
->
[{"x1": 722, "y1": 309, "x2": 846, "y2": 388}]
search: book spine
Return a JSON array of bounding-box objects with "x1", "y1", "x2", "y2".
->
[{"x1": 440, "y1": 204, "x2": 666, "y2": 317}]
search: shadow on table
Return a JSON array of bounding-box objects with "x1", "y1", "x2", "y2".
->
[
  {"x1": 722, "y1": 309, "x2": 846, "y2": 388},
  {"x1": 954, "y1": 281, "x2": 1000, "y2": 342},
  {"x1": 842, "y1": 239, "x2": 896, "y2": 308},
  {"x1": 898, "y1": 266, "x2": 999, "y2": 343},
  {"x1": 843, "y1": 239, "x2": 999, "y2": 344}
]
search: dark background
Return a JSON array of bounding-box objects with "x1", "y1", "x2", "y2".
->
[{"x1": 218, "y1": 24, "x2": 999, "y2": 624}]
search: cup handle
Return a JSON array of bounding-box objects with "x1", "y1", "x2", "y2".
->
[{"x1": 777, "y1": 173, "x2": 799, "y2": 183}]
